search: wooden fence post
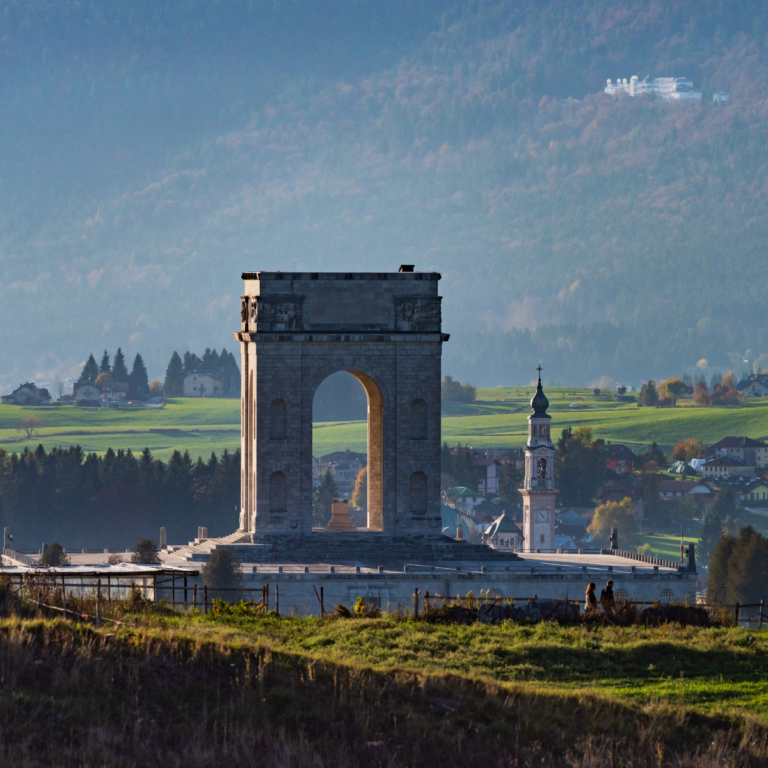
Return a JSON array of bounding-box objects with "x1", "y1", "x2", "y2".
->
[
  {"x1": 734, "y1": 602, "x2": 740, "y2": 626},
  {"x1": 61, "y1": 576, "x2": 66, "y2": 619},
  {"x1": 184, "y1": 576, "x2": 188, "y2": 612},
  {"x1": 320, "y1": 586, "x2": 324, "y2": 617},
  {"x1": 204, "y1": 585, "x2": 208, "y2": 614},
  {"x1": 760, "y1": 598, "x2": 764, "y2": 631},
  {"x1": 96, "y1": 579, "x2": 101, "y2": 629},
  {"x1": 413, "y1": 588, "x2": 420, "y2": 619},
  {"x1": 276, "y1": 584, "x2": 280, "y2": 617},
  {"x1": 193, "y1": 583, "x2": 198, "y2": 611}
]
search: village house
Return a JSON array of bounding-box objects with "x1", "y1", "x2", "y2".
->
[
  {"x1": 314, "y1": 450, "x2": 367, "y2": 498},
  {"x1": 708, "y1": 436, "x2": 768, "y2": 468},
  {"x1": 442, "y1": 486, "x2": 485, "y2": 513},
  {"x1": 73, "y1": 381, "x2": 101, "y2": 405},
  {"x1": 703, "y1": 454, "x2": 756, "y2": 478},
  {"x1": 484, "y1": 513, "x2": 522, "y2": 551},
  {"x1": 1, "y1": 382, "x2": 51, "y2": 406},
  {"x1": 471, "y1": 456, "x2": 503, "y2": 495},
  {"x1": 183, "y1": 372, "x2": 224, "y2": 398},
  {"x1": 605, "y1": 442, "x2": 635, "y2": 474},
  {"x1": 737, "y1": 376, "x2": 768, "y2": 398}
]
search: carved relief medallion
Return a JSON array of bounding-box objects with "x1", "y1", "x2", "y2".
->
[{"x1": 394, "y1": 296, "x2": 442, "y2": 332}]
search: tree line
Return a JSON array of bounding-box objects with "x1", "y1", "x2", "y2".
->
[
  {"x1": 0, "y1": 444, "x2": 240, "y2": 550},
  {"x1": 78, "y1": 349, "x2": 151, "y2": 399},
  {"x1": 163, "y1": 348, "x2": 240, "y2": 397}
]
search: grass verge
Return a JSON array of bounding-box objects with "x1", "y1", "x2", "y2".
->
[{"x1": 1, "y1": 617, "x2": 767, "y2": 767}]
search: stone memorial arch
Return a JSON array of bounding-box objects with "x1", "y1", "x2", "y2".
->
[{"x1": 235, "y1": 268, "x2": 449, "y2": 539}]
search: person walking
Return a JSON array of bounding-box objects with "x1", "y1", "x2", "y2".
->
[
  {"x1": 585, "y1": 582, "x2": 598, "y2": 614},
  {"x1": 600, "y1": 580, "x2": 615, "y2": 612}
]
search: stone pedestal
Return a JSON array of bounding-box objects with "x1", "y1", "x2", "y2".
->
[{"x1": 326, "y1": 499, "x2": 355, "y2": 531}]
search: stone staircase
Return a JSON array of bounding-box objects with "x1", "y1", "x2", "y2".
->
[
  {"x1": 177, "y1": 531, "x2": 520, "y2": 566},
  {"x1": 169, "y1": 531, "x2": 250, "y2": 562}
]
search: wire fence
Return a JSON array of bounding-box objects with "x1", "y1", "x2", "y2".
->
[{"x1": 0, "y1": 572, "x2": 764, "y2": 628}]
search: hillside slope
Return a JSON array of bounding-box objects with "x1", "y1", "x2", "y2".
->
[{"x1": 1, "y1": 0, "x2": 768, "y2": 388}]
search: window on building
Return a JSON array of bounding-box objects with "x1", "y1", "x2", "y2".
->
[{"x1": 540, "y1": 534, "x2": 545, "y2": 544}]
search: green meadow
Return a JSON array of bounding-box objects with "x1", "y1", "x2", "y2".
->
[{"x1": 3, "y1": 387, "x2": 768, "y2": 460}]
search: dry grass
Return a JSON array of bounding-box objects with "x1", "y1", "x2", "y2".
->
[{"x1": 0, "y1": 617, "x2": 765, "y2": 767}]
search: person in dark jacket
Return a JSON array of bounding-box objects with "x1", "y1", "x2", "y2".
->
[{"x1": 600, "y1": 580, "x2": 615, "y2": 612}]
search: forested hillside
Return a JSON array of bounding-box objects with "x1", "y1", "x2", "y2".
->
[{"x1": 1, "y1": 0, "x2": 767, "y2": 389}]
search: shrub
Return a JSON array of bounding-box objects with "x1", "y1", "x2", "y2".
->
[
  {"x1": 202, "y1": 549, "x2": 244, "y2": 601},
  {"x1": 131, "y1": 538, "x2": 160, "y2": 564},
  {"x1": 40, "y1": 542, "x2": 71, "y2": 566},
  {"x1": 107, "y1": 553, "x2": 123, "y2": 565}
]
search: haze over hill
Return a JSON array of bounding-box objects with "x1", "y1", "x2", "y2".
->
[{"x1": 2, "y1": 0, "x2": 768, "y2": 391}]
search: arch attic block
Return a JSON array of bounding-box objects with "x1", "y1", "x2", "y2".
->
[{"x1": 235, "y1": 270, "x2": 449, "y2": 540}]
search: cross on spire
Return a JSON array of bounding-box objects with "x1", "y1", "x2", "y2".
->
[{"x1": 537, "y1": 364, "x2": 543, "y2": 381}]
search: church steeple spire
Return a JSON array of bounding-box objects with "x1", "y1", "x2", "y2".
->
[{"x1": 530, "y1": 366, "x2": 549, "y2": 416}]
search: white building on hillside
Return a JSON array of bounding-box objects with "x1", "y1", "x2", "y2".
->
[{"x1": 605, "y1": 76, "x2": 702, "y2": 101}]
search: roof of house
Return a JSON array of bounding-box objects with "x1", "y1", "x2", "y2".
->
[
  {"x1": 443, "y1": 486, "x2": 483, "y2": 500},
  {"x1": 557, "y1": 509, "x2": 588, "y2": 526},
  {"x1": 183, "y1": 371, "x2": 223, "y2": 382},
  {"x1": 704, "y1": 454, "x2": 754, "y2": 468},
  {"x1": 711, "y1": 436, "x2": 768, "y2": 449},
  {"x1": 486, "y1": 513, "x2": 522, "y2": 538},
  {"x1": 319, "y1": 450, "x2": 367, "y2": 463},
  {"x1": 605, "y1": 444, "x2": 635, "y2": 460},
  {"x1": 440, "y1": 505, "x2": 472, "y2": 539},
  {"x1": 658, "y1": 479, "x2": 702, "y2": 493},
  {"x1": 737, "y1": 379, "x2": 768, "y2": 391}
]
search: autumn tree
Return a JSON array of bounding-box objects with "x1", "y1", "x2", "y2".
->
[
  {"x1": 352, "y1": 467, "x2": 367, "y2": 509},
  {"x1": 672, "y1": 439, "x2": 703, "y2": 463},
  {"x1": 693, "y1": 381, "x2": 710, "y2": 405},
  {"x1": 587, "y1": 497, "x2": 638, "y2": 549},
  {"x1": 666, "y1": 378, "x2": 689, "y2": 401},
  {"x1": 94, "y1": 372, "x2": 113, "y2": 386},
  {"x1": 16, "y1": 414, "x2": 41, "y2": 440},
  {"x1": 441, "y1": 375, "x2": 477, "y2": 403}
]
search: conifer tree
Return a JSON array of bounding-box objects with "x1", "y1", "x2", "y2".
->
[
  {"x1": 164, "y1": 352, "x2": 184, "y2": 396},
  {"x1": 128, "y1": 353, "x2": 150, "y2": 399},
  {"x1": 78, "y1": 353, "x2": 99, "y2": 383},
  {"x1": 99, "y1": 350, "x2": 111, "y2": 374},
  {"x1": 112, "y1": 348, "x2": 129, "y2": 383},
  {"x1": 183, "y1": 351, "x2": 201, "y2": 377}
]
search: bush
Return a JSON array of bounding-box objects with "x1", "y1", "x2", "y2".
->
[
  {"x1": 40, "y1": 542, "x2": 71, "y2": 566},
  {"x1": 202, "y1": 549, "x2": 244, "y2": 601},
  {"x1": 131, "y1": 538, "x2": 160, "y2": 564}
]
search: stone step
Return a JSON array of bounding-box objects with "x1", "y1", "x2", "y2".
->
[{"x1": 179, "y1": 534, "x2": 521, "y2": 566}]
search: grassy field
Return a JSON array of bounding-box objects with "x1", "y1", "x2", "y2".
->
[
  {"x1": 3, "y1": 387, "x2": 768, "y2": 460},
  {"x1": 2, "y1": 613, "x2": 768, "y2": 766}
]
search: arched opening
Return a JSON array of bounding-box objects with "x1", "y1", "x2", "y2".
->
[
  {"x1": 312, "y1": 370, "x2": 384, "y2": 530},
  {"x1": 409, "y1": 471, "x2": 427, "y2": 516}
]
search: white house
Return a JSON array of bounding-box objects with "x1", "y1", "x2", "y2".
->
[
  {"x1": 73, "y1": 381, "x2": 101, "y2": 403},
  {"x1": 605, "y1": 76, "x2": 702, "y2": 101},
  {"x1": 183, "y1": 373, "x2": 223, "y2": 398}
]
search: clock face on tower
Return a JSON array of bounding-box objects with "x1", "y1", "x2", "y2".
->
[{"x1": 535, "y1": 509, "x2": 549, "y2": 523}]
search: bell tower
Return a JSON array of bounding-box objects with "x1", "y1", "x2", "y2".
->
[{"x1": 520, "y1": 367, "x2": 557, "y2": 552}]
